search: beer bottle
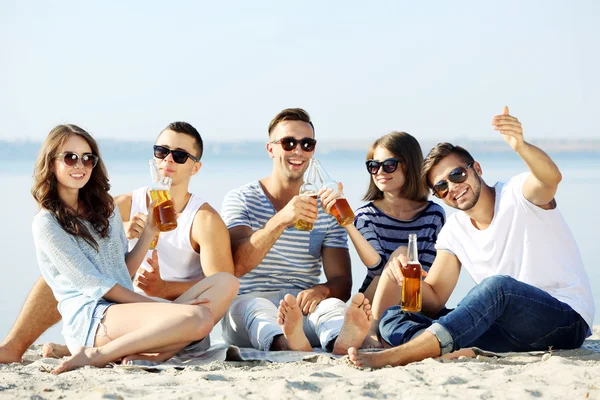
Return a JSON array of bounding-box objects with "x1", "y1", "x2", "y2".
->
[
  {"x1": 295, "y1": 159, "x2": 319, "y2": 231},
  {"x1": 148, "y1": 159, "x2": 178, "y2": 239},
  {"x1": 313, "y1": 159, "x2": 355, "y2": 226},
  {"x1": 401, "y1": 233, "x2": 422, "y2": 312}
]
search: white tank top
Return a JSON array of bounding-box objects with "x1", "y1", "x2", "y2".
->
[{"x1": 128, "y1": 187, "x2": 206, "y2": 282}]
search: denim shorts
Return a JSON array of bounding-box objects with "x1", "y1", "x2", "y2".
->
[
  {"x1": 64, "y1": 300, "x2": 113, "y2": 354},
  {"x1": 85, "y1": 301, "x2": 113, "y2": 347}
]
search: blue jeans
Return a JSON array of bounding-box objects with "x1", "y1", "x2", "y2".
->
[{"x1": 379, "y1": 275, "x2": 589, "y2": 354}]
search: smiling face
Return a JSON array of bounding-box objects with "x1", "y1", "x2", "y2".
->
[
  {"x1": 154, "y1": 129, "x2": 201, "y2": 186},
  {"x1": 428, "y1": 154, "x2": 482, "y2": 211},
  {"x1": 267, "y1": 120, "x2": 315, "y2": 181},
  {"x1": 53, "y1": 135, "x2": 95, "y2": 195},
  {"x1": 370, "y1": 146, "x2": 406, "y2": 195}
]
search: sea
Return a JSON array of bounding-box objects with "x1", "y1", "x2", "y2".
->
[{"x1": 1, "y1": 145, "x2": 598, "y2": 345}]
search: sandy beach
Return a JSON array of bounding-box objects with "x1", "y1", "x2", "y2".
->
[{"x1": 0, "y1": 327, "x2": 597, "y2": 400}]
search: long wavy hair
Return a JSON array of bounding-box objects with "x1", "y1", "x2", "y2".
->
[
  {"x1": 362, "y1": 131, "x2": 429, "y2": 202},
  {"x1": 31, "y1": 125, "x2": 114, "y2": 250}
]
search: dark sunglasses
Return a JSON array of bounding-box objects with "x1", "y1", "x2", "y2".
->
[
  {"x1": 270, "y1": 136, "x2": 317, "y2": 152},
  {"x1": 432, "y1": 163, "x2": 473, "y2": 198},
  {"x1": 56, "y1": 152, "x2": 99, "y2": 169},
  {"x1": 365, "y1": 158, "x2": 401, "y2": 175},
  {"x1": 153, "y1": 145, "x2": 199, "y2": 164}
]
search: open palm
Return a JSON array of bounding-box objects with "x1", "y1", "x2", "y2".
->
[{"x1": 492, "y1": 106, "x2": 524, "y2": 151}]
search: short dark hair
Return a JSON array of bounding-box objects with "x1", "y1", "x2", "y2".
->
[
  {"x1": 268, "y1": 108, "x2": 314, "y2": 137},
  {"x1": 422, "y1": 142, "x2": 475, "y2": 187},
  {"x1": 163, "y1": 121, "x2": 204, "y2": 160},
  {"x1": 363, "y1": 131, "x2": 428, "y2": 202}
]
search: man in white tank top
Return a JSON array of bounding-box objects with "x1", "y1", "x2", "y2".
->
[
  {"x1": 0, "y1": 122, "x2": 238, "y2": 362},
  {"x1": 348, "y1": 107, "x2": 595, "y2": 368},
  {"x1": 115, "y1": 122, "x2": 234, "y2": 301}
]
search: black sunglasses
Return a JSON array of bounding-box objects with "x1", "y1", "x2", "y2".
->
[
  {"x1": 153, "y1": 145, "x2": 199, "y2": 164},
  {"x1": 365, "y1": 158, "x2": 401, "y2": 175},
  {"x1": 270, "y1": 136, "x2": 317, "y2": 152},
  {"x1": 432, "y1": 163, "x2": 473, "y2": 198},
  {"x1": 56, "y1": 152, "x2": 99, "y2": 169}
]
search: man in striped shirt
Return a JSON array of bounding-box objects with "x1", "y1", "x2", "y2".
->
[{"x1": 221, "y1": 108, "x2": 373, "y2": 354}]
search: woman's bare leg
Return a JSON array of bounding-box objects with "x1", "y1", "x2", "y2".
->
[
  {"x1": 52, "y1": 302, "x2": 212, "y2": 374},
  {"x1": 174, "y1": 272, "x2": 239, "y2": 324}
]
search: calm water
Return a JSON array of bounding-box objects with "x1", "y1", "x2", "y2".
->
[{"x1": 1, "y1": 152, "x2": 598, "y2": 344}]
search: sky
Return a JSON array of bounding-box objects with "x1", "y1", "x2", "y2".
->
[{"x1": 1, "y1": 1, "x2": 599, "y2": 143}]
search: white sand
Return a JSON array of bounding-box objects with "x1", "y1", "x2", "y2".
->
[{"x1": 1, "y1": 327, "x2": 599, "y2": 400}]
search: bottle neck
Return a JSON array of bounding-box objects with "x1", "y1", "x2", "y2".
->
[
  {"x1": 313, "y1": 159, "x2": 338, "y2": 191},
  {"x1": 407, "y1": 235, "x2": 419, "y2": 263}
]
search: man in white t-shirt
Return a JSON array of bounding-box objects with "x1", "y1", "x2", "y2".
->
[{"x1": 348, "y1": 106, "x2": 595, "y2": 368}]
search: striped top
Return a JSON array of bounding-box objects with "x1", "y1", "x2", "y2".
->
[
  {"x1": 354, "y1": 201, "x2": 445, "y2": 292},
  {"x1": 221, "y1": 180, "x2": 348, "y2": 295}
]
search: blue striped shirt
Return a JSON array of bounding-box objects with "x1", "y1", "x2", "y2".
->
[
  {"x1": 354, "y1": 201, "x2": 445, "y2": 292},
  {"x1": 221, "y1": 181, "x2": 348, "y2": 295}
]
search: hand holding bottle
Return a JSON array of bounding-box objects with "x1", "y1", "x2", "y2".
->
[
  {"x1": 318, "y1": 181, "x2": 344, "y2": 215},
  {"x1": 124, "y1": 212, "x2": 148, "y2": 240},
  {"x1": 281, "y1": 195, "x2": 319, "y2": 229},
  {"x1": 386, "y1": 253, "x2": 428, "y2": 286},
  {"x1": 295, "y1": 158, "x2": 320, "y2": 231},
  {"x1": 313, "y1": 159, "x2": 355, "y2": 226}
]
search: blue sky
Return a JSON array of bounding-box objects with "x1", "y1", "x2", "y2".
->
[{"x1": 1, "y1": 1, "x2": 599, "y2": 142}]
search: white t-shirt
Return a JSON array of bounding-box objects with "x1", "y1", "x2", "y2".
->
[{"x1": 436, "y1": 173, "x2": 594, "y2": 332}]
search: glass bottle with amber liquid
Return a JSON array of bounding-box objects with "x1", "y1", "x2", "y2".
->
[
  {"x1": 148, "y1": 159, "x2": 178, "y2": 249},
  {"x1": 401, "y1": 233, "x2": 422, "y2": 312},
  {"x1": 313, "y1": 159, "x2": 355, "y2": 226},
  {"x1": 295, "y1": 159, "x2": 319, "y2": 231}
]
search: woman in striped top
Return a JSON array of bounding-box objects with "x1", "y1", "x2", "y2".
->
[{"x1": 321, "y1": 132, "x2": 445, "y2": 320}]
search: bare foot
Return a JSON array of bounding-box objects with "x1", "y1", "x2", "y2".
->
[
  {"x1": 439, "y1": 348, "x2": 476, "y2": 360},
  {"x1": 360, "y1": 333, "x2": 382, "y2": 349},
  {"x1": 277, "y1": 294, "x2": 312, "y2": 352},
  {"x1": 332, "y1": 293, "x2": 372, "y2": 355},
  {"x1": 52, "y1": 346, "x2": 106, "y2": 375},
  {"x1": 0, "y1": 344, "x2": 23, "y2": 364},
  {"x1": 121, "y1": 348, "x2": 180, "y2": 365},
  {"x1": 360, "y1": 320, "x2": 383, "y2": 349},
  {"x1": 42, "y1": 342, "x2": 71, "y2": 359},
  {"x1": 347, "y1": 346, "x2": 399, "y2": 369}
]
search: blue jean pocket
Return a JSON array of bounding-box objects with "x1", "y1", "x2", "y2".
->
[{"x1": 308, "y1": 229, "x2": 326, "y2": 258}]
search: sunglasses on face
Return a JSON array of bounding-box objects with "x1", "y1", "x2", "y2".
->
[
  {"x1": 153, "y1": 145, "x2": 199, "y2": 164},
  {"x1": 270, "y1": 136, "x2": 317, "y2": 152},
  {"x1": 56, "y1": 152, "x2": 99, "y2": 169},
  {"x1": 365, "y1": 158, "x2": 401, "y2": 175},
  {"x1": 431, "y1": 163, "x2": 473, "y2": 198}
]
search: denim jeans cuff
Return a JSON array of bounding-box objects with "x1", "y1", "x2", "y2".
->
[{"x1": 426, "y1": 323, "x2": 454, "y2": 355}]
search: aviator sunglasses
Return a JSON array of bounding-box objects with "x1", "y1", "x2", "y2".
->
[
  {"x1": 431, "y1": 163, "x2": 473, "y2": 198},
  {"x1": 56, "y1": 152, "x2": 99, "y2": 169},
  {"x1": 365, "y1": 158, "x2": 401, "y2": 175},
  {"x1": 153, "y1": 145, "x2": 199, "y2": 164},
  {"x1": 270, "y1": 136, "x2": 317, "y2": 152}
]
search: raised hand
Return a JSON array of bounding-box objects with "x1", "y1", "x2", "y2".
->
[
  {"x1": 279, "y1": 195, "x2": 318, "y2": 227},
  {"x1": 134, "y1": 250, "x2": 167, "y2": 298},
  {"x1": 492, "y1": 106, "x2": 525, "y2": 152}
]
